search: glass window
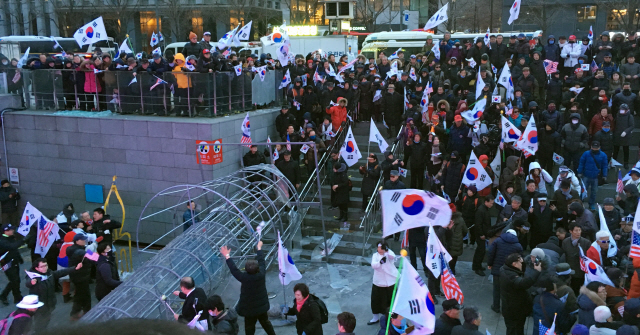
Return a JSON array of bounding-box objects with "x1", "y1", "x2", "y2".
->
[
  {"x1": 267, "y1": 1, "x2": 271, "y2": 8},
  {"x1": 392, "y1": 0, "x2": 399, "y2": 11},
  {"x1": 275, "y1": 2, "x2": 280, "y2": 9},
  {"x1": 577, "y1": 5, "x2": 597, "y2": 22}
]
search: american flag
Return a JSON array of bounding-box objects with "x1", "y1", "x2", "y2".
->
[
  {"x1": 400, "y1": 230, "x2": 409, "y2": 248},
  {"x1": 591, "y1": 60, "x2": 599, "y2": 74},
  {"x1": 538, "y1": 313, "x2": 556, "y2": 335},
  {"x1": 286, "y1": 133, "x2": 292, "y2": 151},
  {"x1": 37, "y1": 217, "x2": 56, "y2": 247},
  {"x1": 240, "y1": 113, "x2": 252, "y2": 146},
  {"x1": 440, "y1": 255, "x2": 464, "y2": 304},
  {"x1": 630, "y1": 231, "x2": 640, "y2": 258},
  {"x1": 617, "y1": 170, "x2": 625, "y2": 193},
  {"x1": 426, "y1": 82, "x2": 433, "y2": 94},
  {"x1": 543, "y1": 60, "x2": 558, "y2": 75}
]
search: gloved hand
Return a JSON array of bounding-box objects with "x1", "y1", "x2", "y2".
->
[
  {"x1": 282, "y1": 306, "x2": 290, "y2": 314},
  {"x1": 380, "y1": 256, "x2": 387, "y2": 264},
  {"x1": 621, "y1": 132, "x2": 627, "y2": 137}
]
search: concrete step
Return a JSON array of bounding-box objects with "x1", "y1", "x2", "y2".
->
[
  {"x1": 299, "y1": 249, "x2": 371, "y2": 265},
  {"x1": 302, "y1": 227, "x2": 383, "y2": 243},
  {"x1": 307, "y1": 206, "x2": 362, "y2": 216},
  {"x1": 301, "y1": 236, "x2": 372, "y2": 256},
  {"x1": 303, "y1": 214, "x2": 366, "y2": 230}
]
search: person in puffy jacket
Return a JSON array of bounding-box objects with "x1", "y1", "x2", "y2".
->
[
  {"x1": 613, "y1": 103, "x2": 635, "y2": 168},
  {"x1": 448, "y1": 115, "x2": 471, "y2": 159},
  {"x1": 577, "y1": 141, "x2": 608, "y2": 209},
  {"x1": 359, "y1": 154, "x2": 381, "y2": 212},
  {"x1": 532, "y1": 279, "x2": 576, "y2": 335},
  {"x1": 327, "y1": 97, "x2": 348, "y2": 131},
  {"x1": 577, "y1": 282, "x2": 607, "y2": 328},
  {"x1": 593, "y1": 121, "x2": 614, "y2": 167},
  {"x1": 561, "y1": 113, "x2": 589, "y2": 171},
  {"x1": 284, "y1": 283, "x2": 323, "y2": 335},
  {"x1": 404, "y1": 132, "x2": 429, "y2": 189},
  {"x1": 206, "y1": 295, "x2": 239, "y2": 335},
  {"x1": 369, "y1": 242, "x2": 397, "y2": 325},
  {"x1": 543, "y1": 35, "x2": 561, "y2": 62},
  {"x1": 500, "y1": 252, "x2": 540, "y2": 334},
  {"x1": 617, "y1": 183, "x2": 640, "y2": 216},
  {"x1": 95, "y1": 244, "x2": 121, "y2": 301},
  {"x1": 171, "y1": 53, "x2": 192, "y2": 116},
  {"x1": 561, "y1": 35, "x2": 582, "y2": 72},
  {"x1": 440, "y1": 151, "x2": 466, "y2": 201},
  {"x1": 487, "y1": 230, "x2": 523, "y2": 313}
]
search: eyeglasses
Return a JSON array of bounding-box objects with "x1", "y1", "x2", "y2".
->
[{"x1": 598, "y1": 240, "x2": 610, "y2": 243}]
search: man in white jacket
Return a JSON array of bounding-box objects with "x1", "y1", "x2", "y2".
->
[
  {"x1": 554, "y1": 165, "x2": 581, "y2": 193},
  {"x1": 560, "y1": 35, "x2": 582, "y2": 77},
  {"x1": 369, "y1": 241, "x2": 397, "y2": 325}
]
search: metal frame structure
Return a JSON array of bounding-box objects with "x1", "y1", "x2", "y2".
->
[{"x1": 80, "y1": 140, "x2": 326, "y2": 322}]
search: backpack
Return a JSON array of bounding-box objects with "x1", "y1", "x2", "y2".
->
[
  {"x1": 0, "y1": 312, "x2": 29, "y2": 335},
  {"x1": 310, "y1": 294, "x2": 329, "y2": 324}
]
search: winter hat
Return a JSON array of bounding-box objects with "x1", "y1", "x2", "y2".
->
[
  {"x1": 506, "y1": 229, "x2": 517, "y2": 236},
  {"x1": 571, "y1": 324, "x2": 589, "y2": 335},
  {"x1": 617, "y1": 325, "x2": 638, "y2": 335},
  {"x1": 189, "y1": 32, "x2": 197, "y2": 39},
  {"x1": 530, "y1": 248, "x2": 545, "y2": 260},
  {"x1": 625, "y1": 298, "x2": 640, "y2": 317},
  {"x1": 603, "y1": 197, "x2": 615, "y2": 205},
  {"x1": 594, "y1": 306, "x2": 612, "y2": 323},
  {"x1": 467, "y1": 185, "x2": 477, "y2": 193}
]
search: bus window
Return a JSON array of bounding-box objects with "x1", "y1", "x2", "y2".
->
[
  {"x1": 58, "y1": 41, "x2": 86, "y2": 53},
  {"x1": 361, "y1": 51, "x2": 374, "y2": 60}
]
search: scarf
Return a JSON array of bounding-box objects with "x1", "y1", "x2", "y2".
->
[
  {"x1": 561, "y1": 188, "x2": 572, "y2": 199},
  {"x1": 431, "y1": 144, "x2": 441, "y2": 164},
  {"x1": 571, "y1": 236, "x2": 579, "y2": 246},
  {"x1": 296, "y1": 296, "x2": 309, "y2": 312}
]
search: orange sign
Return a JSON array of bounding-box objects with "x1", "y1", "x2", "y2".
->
[{"x1": 196, "y1": 139, "x2": 223, "y2": 165}]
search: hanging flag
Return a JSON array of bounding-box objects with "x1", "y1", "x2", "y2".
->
[
  {"x1": 16, "y1": 47, "x2": 30, "y2": 68},
  {"x1": 128, "y1": 76, "x2": 137, "y2": 86},
  {"x1": 234, "y1": 64, "x2": 243, "y2": 76},
  {"x1": 597, "y1": 205, "x2": 617, "y2": 258},
  {"x1": 501, "y1": 115, "x2": 522, "y2": 143},
  {"x1": 73, "y1": 17, "x2": 109, "y2": 47},
  {"x1": 630, "y1": 231, "x2": 640, "y2": 258},
  {"x1": 409, "y1": 67, "x2": 417, "y2": 81},
  {"x1": 475, "y1": 69, "x2": 485, "y2": 99},
  {"x1": 424, "y1": 3, "x2": 449, "y2": 31},
  {"x1": 279, "y1": 69, "x2": 291, "y2": 89},
  {"x1": 495, "y1": 190, "x2": 508, "y2": 207},
  {"x1": 286, "y1": 134, "x2": 292, "y2": 151},
  {"x1": 579, "y1": 246, "x2": 615, "y2": 286},
  {"x1": 158, "y1": 32, "x2": 164, "y2": 41},
  {"x1": 217, "y1": 26, "x2": 239, "y2": 50},
  {"x1": 236, "y1": 21, "x2": 253, "y2": 41},
  {"x1": 484, "y1": 28, "x2": 491, "y2": 49},
  {"x1": 432, "y1": 39, "x2": 441, "y2": 60},
  {"x1": 588, "y1": 25, "x2": 594, "y2": 45},
  {"x1": 369, "y1": 119, "x2": 389, "y2": 153},
  {"x1": 18, "y1": 202, "x2": 43, "y2": 236},
  {"x1": 461, "y1": 152, "x2": 492, "y2": 190},
  {"x1": 490, "y1": 149, "x2": 501, "y2": 178},
  {"x1": 398, "y1": 167, "x2": 408, "y2": 177},
  {"x1": 543, "y1": 59, "x2": 558, "y2": 74},
  {"x1": 256, "y1": 66, "x2": 267, "y2": 82},
  {"x1": 339, "y1": 126, "x2": 362, "y2": 167},
  {"x1": 553, "y1": 152, "x2": 564, "y2": 165},
  {"x1": 150, "y1": 31, "x2": 159, "y2": 47},
  {"x1": 392, "y1": 258, "x2": 436, "y2": 334},
  {"x1": 388, "y1": 48, "x2": 403, "y2": 60},
  {"x1": 36, "y1": 216, "x2": 59, "y2": 257},
  {"x1": 441, "y1": 255, "x2": 464, "y2": 303},
  {"x1": 278, "y1": 231, "x2": 302, "y2": 285},
  {"x1": 150, "y1": 76, "x2": 168, "y2": 91},
  {"x1": 507, "y1": 0, "x2": 520, "y2": 25},
  {"x1": 240, "y1": 113, "x2": 251, "y2": 146},
  {"x1": 617, "y1": 170, "x2": 624, "y2": 193},
  {"x1": 373, "y1": 90, "x2": 383, "y2": 102},
  {"x1": 461, "y1": 98, "x2": 486, "y2": 123},
  {"x1": 497, "y1": 62, "x2": 514, "y2": 100},
  {"x1": 516, "y1": 114, "x2": 538, "y2": 155},
  {"x1": 400, "y1": 231, "x2": 409, "y2": 249},
  {"x1": 380, "y1": 189, "x2": 452, "y2": 237},
  {"x1": 425, "y1": 225, "x2": 452, "y2": 277}
]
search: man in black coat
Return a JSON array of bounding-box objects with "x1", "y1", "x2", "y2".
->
[
  {"x1": 243, "y1": 145, "x2": 267, "y2": 184},
  {"x1": 276, "y1": 150, "x2": 301, "y2": 189},
  {"x1": 381, "y1": 84, "x2": 404, "y2": 137},
  {"x1": 385, "y1": 170, "x2": 406, "y2": 241},
  {"x1": 404, "y1": 132, "x2": 429, "y2": 189},
  {"x1": 450, "y1": 306, "x2": 483, "y2": 335},
  {"x1": 91, "y1": 208, "x2": 122, "y2": 248},
  {"x1": 500, "y1": 253, "x2": 541, "y2": 335},
  {"x1": 172, "y1": 276, "x2": 207, "y2": 324},
  {"x1": 0, "y1": 181, "x2": 20, "y2": 227},
  {"x1": 528, "y1": 194, "x2": 556, "y2": 249},
  {"x1": 434, "y1": 299, "x2": 462, "y2": 335},
  {"x1": 0, "y1": 224, "x2": 23, "y2": 306},
  {"x1": 381, "y1": 152, "x2": 404, "y2": 182},
  {"x1": 66, "y1": 234, "x2": 92, "y2": 320},
  {"x1": 473, "y1": 196, "x2": 494, "y2": 276},
  {"x1": 332, "y1": 162, "x2": 351, "y2": 222},
  {"x1": 275, "y1": 104, "x2": 296, "y2": 139},
  {"x1": 182, "y1": 32, "x2": 204, "y2": 58},
  {"x1": 222, "y1": 241, "x2": 276, "y2": 335},
  {"x1": 490, "y1": 35, "x2": 509, "y2": 69},
  {"x1": 26, "y1": 258, "x2": 80, "y2": 328}
]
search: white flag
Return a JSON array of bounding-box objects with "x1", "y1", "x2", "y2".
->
[
  {"x1": 380, "y1": 189, "x2": 452, "y2": 237},
  {"x1": 73, "y1": 17, "x2": 109, "y2": 47},
  {"x1": 610, "y1": 158, "x2": 623, "y2": 168},
  {"x1": 279, "y1": 69, "x2": 291, "y2": 89},
  {"x1": 425, "y1": 225, "x2": 452, "y2": 277},
  {"x1": 501, "y1": 115, "x2": 522, "y2": 143},
  {"x1": 398, "y1": 167, "x2": 408, "y2": 177},
  {"x1": 388, "y1": 48, "x2": 402, "y2": 61},
  {"x1": 128, "y1": 76, "x2": 137, "y2": 86},
  {"x1": 461, "y1": 152, "x2": 492, "y2": 190},
  {"x1": 420, "y1": 88, "x2": 430, "y2": 114},
  {"x1": 516, "y1": 114, "x2": 538, "y2": 155},
  {"x1": 392, "y1": 258, "x2": 436, "y2": 334},
  {"x1": 461, "y1": 99, "x2": 486, "y2": 123},
  {"x1": 409, "y1": 67, "x2": 417, "y2": 81},
  {"x1": 495, "y1": 190, "x2": 508, "y2": 207},
  {"x1": 570, "y1": 87, "x2": 584, "y2": 95},
  {"x1": 35, "y1": 216, "x2": 59, "y2": 257},
  {"x1": 484, "y1": 28, "x2": 491, "y2": 49},
  {"x1": 507, "y1": 0, "x2": 521, "y2": 25},
  {"x1": 16, "y1": 47, "x2": 30, "y2": 68},
  {"x1": 256, "y1": 66, "x2": 267, "y2": 82},
  {"x1": 490, "y1": 149, "x2": 501, "y2": 178},
  {"x1": 579, "y1": 246, "x2": 615, "y2": 286},
  {"x1": 553, "y1": 152, "x2": 564, "y2": 164},
  {"x1": 278, "y1": 231, "x2": 302, "y2": 285},
  {"x1": 236, "y1": 21, "x2": 253, "y2": 41},
  {"x1": 340, "y1": 126, "x2": 362, "y2": 167},
  {"x1": 475, "y1": 69, "x2": 485, "y2": 99},
  {"x1": 497, "y1": 62, "x2": 514, "y2": 101},
  {"x1": 150, "y1": 31, "x2": 159, "y2": 47},
  {"x1": 118, "y1": 37, "x2": 133, "y2": 56},
  {"x1": 424, "y1": 3, "x2": 449, "y2": 31},
  {"x1": 598, "y1": 205, "x2": 617, "y2": 258},
  {"x1": 152, "y1": 47, "x2": 161, "y2": 55},
  {"x1": 25, "y1": 270, "x2": 43, "y2": 279},
  {"x1": 432, "y1": 39, "x2": 441, "y2": 60},
  {"x1": 234, "y1": 64, "x2": 243, "y2": 76},
  {"x1": 18, "y1": 202, "x2": 42, "y2": 236},
  {"x1": 373, "y1": 90, "x2": 383, "y2": 102},
  {"x1": 217, "y1": 26, "x2": 238, "y2": 50},
  {"x1": 369, "y1": 119, "x2": 389, "y2": 153}
]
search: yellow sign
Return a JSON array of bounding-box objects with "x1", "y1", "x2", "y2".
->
[
  {"x1": 273, "y1": 25, "x2": 318, "y2": 36},
  {"x1": 341, "y1": 21, "x2": 351, "y2": 30}
]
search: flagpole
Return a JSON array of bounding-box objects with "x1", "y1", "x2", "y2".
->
[{"x1": 384, "y1": 251, "x2": 406, "y2": 335}]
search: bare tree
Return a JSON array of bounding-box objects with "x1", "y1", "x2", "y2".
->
[
  {"x1": 598, "y1": 0, "x2": 640, "y2": 35},
  {"x1": 37, "y1": 0, "x2": 88, "y2": 37},
  {"x1": 161, "y1": 0, "x2": 196, "y2": 41},
  {"x1": 354, "y1": 0, "x2": 401, "y2": 32},
  {"x1": 102, "y1": 0, "x2": 142, "y2": 42}
]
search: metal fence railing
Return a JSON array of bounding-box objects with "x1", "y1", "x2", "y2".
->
[
  {"x1": 12, "y1": 68, "x2": 283, "y2": 116},
  {"x1": 359, "y1": 125, "x2": 405, "y2": 255}
]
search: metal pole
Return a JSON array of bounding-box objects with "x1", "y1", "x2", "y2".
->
[
  {"x1": 94, "y1": 71, "x2": 99, "y2": 111},
  {"x1": 241, "y1": 71, "x2": 246, "y2": 111},
  {"x1": 213, "y1": 73, "x2": 217, "y2": 116},
  {"x1": 73, "y1": 70, "x2": 79, "y2": 109},
  {"x1": 187, "y1": 73, "x2": 191, "y2": 117},
  {"x1": 139, "y1": 74, "x2": 144, "y2": 114},
  {"x1": 52, "y1": 70, "x2": 58, "y2": 109},
  {"x1": 312, "y1": 144, "x2": 330, "y2": 263},
  {"x1": 228, "y1": 73, "x2": 232, "y2": 114}
]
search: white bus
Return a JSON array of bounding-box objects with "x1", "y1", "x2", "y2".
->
[
  {"x1": 361, "y1": 30, "x2": 543, "y2": 61},
  {"x1": 0, "y1": 35, "x2": 115, "y2": 60}
]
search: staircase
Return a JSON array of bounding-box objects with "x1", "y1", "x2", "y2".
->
[{"x1": 299, "y1": 121, "x2": 387, "y2": 265}]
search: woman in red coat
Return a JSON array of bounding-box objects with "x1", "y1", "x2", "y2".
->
[
  {"x1": 327, "y1": 97, "x2": 348, "y2": 131},
  {"x1": 589, "y1": 106, "x2": 615, "y2": 136}
]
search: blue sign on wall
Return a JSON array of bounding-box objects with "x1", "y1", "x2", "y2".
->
[{"x1": 84, "y1": 184, "x2": 104, "y2": 203}]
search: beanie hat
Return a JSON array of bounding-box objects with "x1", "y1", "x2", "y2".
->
[
  {"x1": 571, "y1": 324, "x2": 589, "y2": 335},
  {"x1": 189, "y1": 32, "x2": 197, "y2": 39},
  {"x1": 506, "y1": 229, "x2": 517, "y2": 236},
  {"x1": 594, "y1": 305, "x2": 612, "y2": 323},
  {"x1": 531, "y1": 248, "x2": 545, "y2": 259}
]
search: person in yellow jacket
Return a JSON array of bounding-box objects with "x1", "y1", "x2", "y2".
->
[{"x1": 172, "y1": 53, "x2": 192, "y2": 116}]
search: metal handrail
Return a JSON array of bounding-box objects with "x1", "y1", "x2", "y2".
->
[{"x1": 360, "y1": 125, "x2": 405, "y2": 255}]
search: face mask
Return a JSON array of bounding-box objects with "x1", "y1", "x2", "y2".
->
[
  {"x1": 548, "y1": 106, "x2": 556, "y2": 112},
  {"x1": 624, "y1": 89, "x2": 631, "y2": 94},
  {"x1": 578, "y1": 59, "x2": 584, "y2": 64},
  {"x1": 549, "y1": 40, "x2": 555, "y2": 44},
  {"x1": 569, "y1": 41, "x2": 575, "y2": 44},
  {"x1": 309, "y1": 135, "x2": 316, "y2": 140},
  {"x1": 571, "y1": 119, "x2": 579, "y2": 124},
  {"x1": 602, "y1": 127, "x2": 610, "y2": 132},
  {"x1": 460, "y1": 75, "x2": 465, "y2": 78},
  {"x1": 591, "y1": 149, "x2": 599, "y2": 155},
  {"x1": 1, "y1": 61, "x2": 7, "y2": 65},
  {"x1": 413, "y1": 139, "x2": 420, "y2": 144},
  {"x1": 620, "y1": 109, "x2": 628, "y2": 114}
]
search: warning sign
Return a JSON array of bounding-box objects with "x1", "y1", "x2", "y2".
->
[{"x1": 196, "y1": 139, "x2": 223, "y2": 165}]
